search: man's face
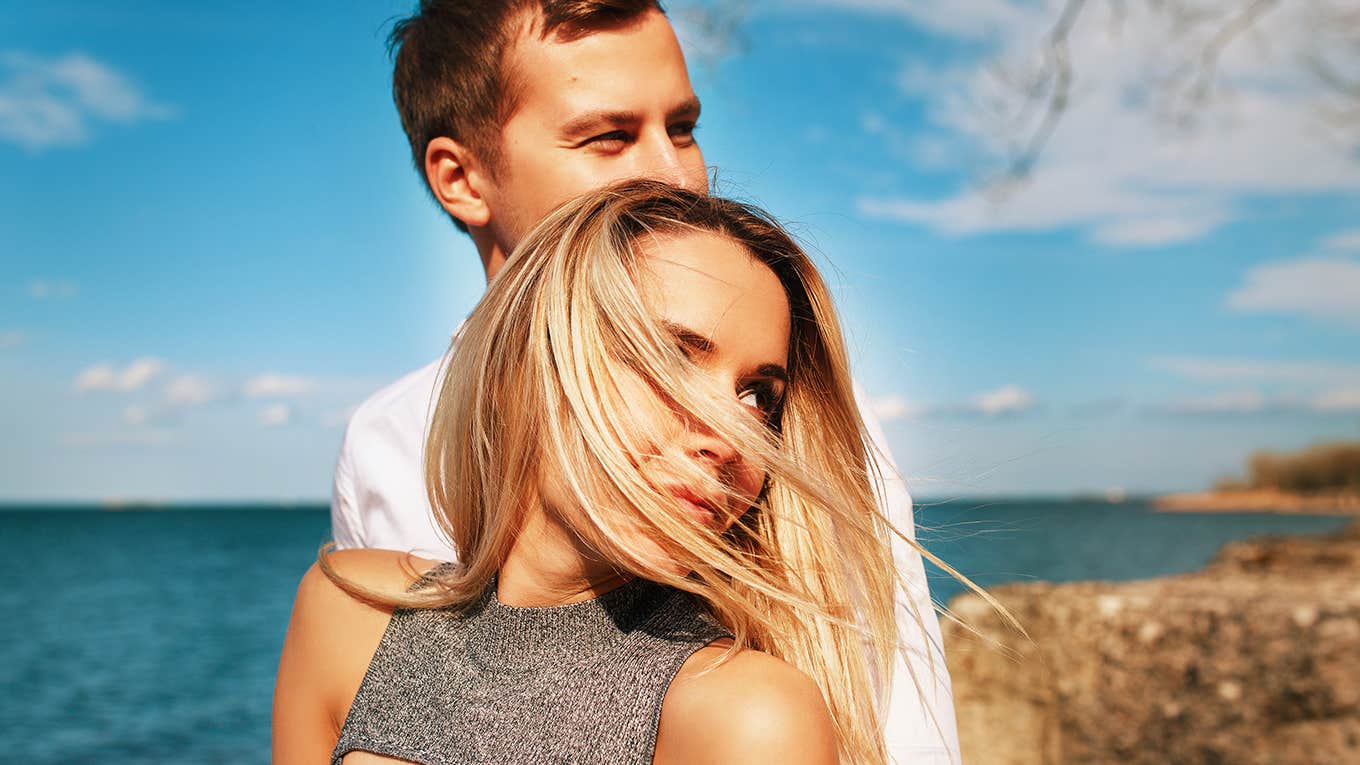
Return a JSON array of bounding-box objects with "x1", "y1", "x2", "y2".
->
[{"x1": 482, "y1": 10, "x2": 708, "y2": 250}]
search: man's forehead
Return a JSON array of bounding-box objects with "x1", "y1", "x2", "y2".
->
[{"x1": 504, "y1": 8, "x2": 692, "y2": 115}]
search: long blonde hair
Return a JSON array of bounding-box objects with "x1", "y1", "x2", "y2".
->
[{"x1": 323, "y1": 179, "x2": 1001, "y2": 763}]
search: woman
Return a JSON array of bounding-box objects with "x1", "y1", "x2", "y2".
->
[{"x1": 274, "y1": 180, "x2": 985, "y2": 764}]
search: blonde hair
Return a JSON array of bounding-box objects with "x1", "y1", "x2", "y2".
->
[{"x1": 322, "y1": 179, "x2": 1005, "y2": 763}]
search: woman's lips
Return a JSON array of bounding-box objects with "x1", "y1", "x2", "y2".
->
[{"x1": 668, "y1": 486, "x2": 721, "y2": 526}]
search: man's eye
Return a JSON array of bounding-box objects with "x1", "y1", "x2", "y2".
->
[
  {"x1": 585, "y1": 130, "x2": 630, "y2": 150},
  {"x1": 669, "y1": 121, "x2": 698, "y2": 144}
]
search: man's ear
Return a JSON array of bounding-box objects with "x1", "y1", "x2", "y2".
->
[{"x1": 425, "y1": 137, "x2": 493, "y2": 229}]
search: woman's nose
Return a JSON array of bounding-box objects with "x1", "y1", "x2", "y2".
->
[{"x1": 684, "y1": 423, "x2": 740, "y2": 469}]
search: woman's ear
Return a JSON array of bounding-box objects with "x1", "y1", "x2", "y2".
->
[{"x1": 424, "y1": 136, "x2": 493, "y2": 229}]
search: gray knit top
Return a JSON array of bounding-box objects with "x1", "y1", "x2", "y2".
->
[{"x1": 332, "y1": 565, "x2": 732, "y2": 765}]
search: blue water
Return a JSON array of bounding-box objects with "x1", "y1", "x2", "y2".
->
[{"x1": 0, "y1": 500, "x2": 1350, "y2": 762}]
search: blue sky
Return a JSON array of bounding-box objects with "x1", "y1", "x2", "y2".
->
[{"x1": 3, "y1": 0, "x2": 1358, "y2": 502}]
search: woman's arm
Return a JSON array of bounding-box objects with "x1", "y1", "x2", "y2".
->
[
  {"x1": 272, "y1": 549, "x2": 439, "y2": 764},
  {"x1": 655, "y1": 645, "x2": 840, "y2": 765}
]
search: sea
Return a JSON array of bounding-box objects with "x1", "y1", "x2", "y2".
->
[{"x1": 0, "y1": 499, "x2": 1351, "y2": 763}]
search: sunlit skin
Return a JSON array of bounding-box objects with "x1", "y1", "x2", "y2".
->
[
  {"x1": 510, "y1": 230, "x2": 792, "y2": 604},
  {"x1": 273, "y1": 232, "x2": 838, "y2": 763},
  {"x1": 274, "y1": 9, "x2": 837, "y2": 763},
  {"x1": 425, "y1": 8, "x2": 709, "y2": 278}
]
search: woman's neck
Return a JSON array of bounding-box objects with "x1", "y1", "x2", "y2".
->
[{"x1": 497, "y1": 504, "x2": 632, "y2": 607}]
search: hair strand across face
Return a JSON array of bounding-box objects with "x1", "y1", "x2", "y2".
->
[{"x1": 323, "y1": 179, "x2": 1018, "y2": 764}]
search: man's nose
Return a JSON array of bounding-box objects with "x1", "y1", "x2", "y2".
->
[{"x1": 637, "y1": 130, "x2": 704, "y2": 192}]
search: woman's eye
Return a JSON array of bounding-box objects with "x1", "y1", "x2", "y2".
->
[{"x1": 737, "y1": 383, "x2": 782, "y2": 418}]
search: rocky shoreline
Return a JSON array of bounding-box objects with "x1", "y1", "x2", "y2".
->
[
  {"x1": 1154, "y1": 488, "x2": 1360, "y2": 515},
  {"x1": 943, "y1": 520, "x2": 1360, "y2": 765}
]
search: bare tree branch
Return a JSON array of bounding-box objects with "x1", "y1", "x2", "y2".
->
[
  {"x1": 1159, "y1": 0, "x2": 1280, "y2": 126},
  {"x1": 982, "y1": 0, "x2": 1090, "y2": 199},
  {"x1": 991, "y1": 0, "x2": 1358, "y2": 189},
  {"x1": 1307, "y1": 1, "x2": 1360, "y2": 126}
]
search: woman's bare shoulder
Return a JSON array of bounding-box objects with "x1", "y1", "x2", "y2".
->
[
  {"x1": 297, "y1": 548, "x2": 446, "y2": 610},
  {"x1": 653, "y1": 642, "x2": 840, "y2": 764},
  {"x1": 274, "y1": 549, "x2": 446, "y2": 751}
]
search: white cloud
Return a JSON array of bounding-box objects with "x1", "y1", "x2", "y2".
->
[
  {"x1": 1314, "y1": 388, "x2": 1360, "y2": 413},
  {"x1": 871, "y1": 384, "x2": 1036, "y2": 419},
  {"x1": 1156, "y1": 390, "x2": 1271, "y2": 415},
  {"x1": 1150, "y1": 357, "x2": 1360, "y2": 386},
  {"x1": 259, "y1": 403, "x2": 293, "y2": 427},
  {"x1": 1092, "y1": 215, "x2": 1228, "y2": 247},
  {"x1": 972, "y1": 384, "x2": 1035, "y2": 416},
  {"x1": 1069, "y1": 396, "x2": 1128, "y2": 416},
  {"x1": 243, "y1": 374, "x2": 316, "y2": 398},
  {"x1": 321, "y1": 405, "x2": 359, "y2": 429},
  {"x1": 871, "y1": 394, "x2": 924, "y2": 422},
  {"x1": 0, "y1": 51, "x2": 173, "y2": 151},
  {"x1": 1150, "y1": 357, "x2": 1360, "y2": 416},
  {"x1": 73, "y1": 357, "x2": 166, "y2": 393},
  {"x1": 119, "y1": 358, "x2": 164, "y2": 391},
  {"x1": 1151, "y1": 387, "x2": 1360, "y2": 416},
  {"x1": 162, "y1": 374, "x2": 217, "y2": 406},
  {"x1": 670, "y1": 3, "x2": 750, "y2": 69},
  {"x1": 1322, "y1": 228, "x2": 1360, "y2": 251},
  {"x1": 852, "y1": 1, "x2": 1360, "y2": 245},
  {"x1": 1226, "y1": 256, "x2": 1360, "y2": 330},
  {"x1": 73, "y1": 364, "x2": 116, "y2": 392},
  {"x1": 26, "y1": 280, "x2": 78, "y2": 299},
  {"x1": 0, "y1": 330, "x2": 25, "y2": 348},
  {"x1": 61, "y1": 430, "x2": 173, "y2": 448},
  {"x1": 121, "y1": 405, "x2": 150, "y2": 427},
  {"x1": 805, "y1": 0, "x2": 1026, "y2": 40}
]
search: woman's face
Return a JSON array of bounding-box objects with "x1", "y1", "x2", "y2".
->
[
  {"x1": 623, "y1": 229, "x2": 791, "y2": 570},
  {"x1": 537, "y1": 228, "x2": 792, "y2": 576}
]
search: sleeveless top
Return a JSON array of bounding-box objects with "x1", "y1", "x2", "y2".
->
[{"x1": 332, "y1": 565, "x2": 733, "y2": 765}]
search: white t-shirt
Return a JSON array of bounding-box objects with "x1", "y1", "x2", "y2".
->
[{"x1": 331, "y1": 354, "x2": 961, "y2": 764}]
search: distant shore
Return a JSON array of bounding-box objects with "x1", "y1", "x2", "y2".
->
[{"x1": 1155, "y1": 488, "x2": 1360, "y2": 515}]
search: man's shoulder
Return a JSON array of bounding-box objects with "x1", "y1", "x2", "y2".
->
[
  {"x1": 331, "y1": 354, "x2": 453, "y2": 553},
  {"x1": 345, "y1": 354, "x2": 449, "y2": 439}
]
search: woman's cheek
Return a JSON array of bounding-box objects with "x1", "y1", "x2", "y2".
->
[
  {"x1": 619, "y1": 523, "x2": 690, "y2": 576},
  {"x1": 735, "y1": 462, "x2": 766, "y2": 504}
]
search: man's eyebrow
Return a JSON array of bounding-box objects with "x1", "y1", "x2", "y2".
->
[
  {"x1": 661, "y1": 321, "x2": 715, "y2": 353},
  {"x1": 667, "y1": 97, "x2": 701, "y2": 123},
  {"x1": 560, "y1": 98, "x2": 702, "y2": 138},
  {"x1": 560, "y1": 110, "x2": 640, "y2": 137}
]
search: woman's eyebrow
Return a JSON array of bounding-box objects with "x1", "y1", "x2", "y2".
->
[
  {"x1": 661, "y1": 321, "x2": 715, "y2": 353},
  {"x1": 662, "y1": 321, "x2": 788, "y2": 380},
  {"x1": 754, "y1": 364, "x2": 789, "y2": 383}
]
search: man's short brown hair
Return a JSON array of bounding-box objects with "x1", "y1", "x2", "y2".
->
[{"x1": 389, "y1": 0, "x2": 665, "y2": 226}]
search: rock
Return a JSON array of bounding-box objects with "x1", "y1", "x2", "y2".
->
[{"x1": 943, "y1": 520, "x2": 1360, "y2": 765}]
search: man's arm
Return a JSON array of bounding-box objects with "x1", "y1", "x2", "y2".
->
[
  {"x1": 854, "y1": 383, "x2": 961, "y2": 765},
  {"x1": 330, "y1": 425, "x2": 367, "y2": 550}
]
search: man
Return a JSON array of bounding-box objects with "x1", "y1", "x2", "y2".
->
[{"x1": 332, "y1": 1, "x2": 959, "y2": 761}]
